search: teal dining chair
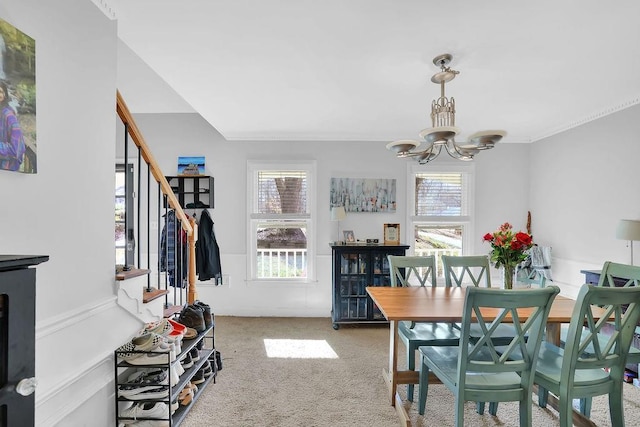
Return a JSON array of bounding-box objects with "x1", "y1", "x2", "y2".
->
[
  {"x1": 443, "y1": 255, "x2": 519, "y2": 349},
  {"x1": 387, "y1": 255, "x2": 460, "y2": 402},
  {"x1": 417, "y1": 286, "x2": 560, "y2": 426},
  {"x1": 535, "y1": 283, "x2": 640, "y2": 427},
  {"x1": 566, "y1": 261, "x2": 640, "y2": 417}
]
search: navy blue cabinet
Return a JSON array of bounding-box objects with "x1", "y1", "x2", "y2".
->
[{"x1": 330, "y1": 244, "x2": 408, "y2": 329}]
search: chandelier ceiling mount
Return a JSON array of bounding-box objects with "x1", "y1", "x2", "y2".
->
[{"x1": 386, "y1": 53, "x2": 506, "y2": 164}]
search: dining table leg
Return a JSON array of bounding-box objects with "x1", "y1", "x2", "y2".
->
[{"x1": 388, "y1": 320, "x2": 398, "y2": 406}]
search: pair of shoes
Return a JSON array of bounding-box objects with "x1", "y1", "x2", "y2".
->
[
  {"x1": 192, "y1": 366, "x2": 206, "y2": 385},
  {"x1": 118, "y1": 370, "x2": 167, "y2": 399},
  {"x1": 127, "y1": 367, "x2": 178, "y2": 388},
  {"x1": 178, "y1": 382, "x2": 197, "y2": 406},
  {"x1": 120, "y1": 401, "x2": 168, "y2": 420},
  {"x1": 193, "y1": 300, "x2": 214, "y2": 329},
  {"x1": 117, "y1": 333, "x2": 173, "y2": 364},
  {"x1": 202, "y1": 360, "x2": 213, "y2": 378},
  {"x1": 180, "y1": 352, "x2": 193, "y2": 369},
  {"x1": 190, "y1": 348, "x2": 200, "y2": 362},
  {"x1": 178, "y1": 305, "x2": 206, "y2": 333},
  {"x1": 141, "y1": 319, "x2": 174, "y2": 337}
]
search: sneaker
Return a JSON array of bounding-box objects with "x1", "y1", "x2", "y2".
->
[
  {"x1": 180, "y1": 352, "x2": 193, "y2": 369},
  {"x1": 120, "y1": 386, "x2": 169, "y2": 401},
  {"x1": 202, "y1": 360, "x2": 213, "y2": 378},
  {"x1": 193, "y1": 300, "x2": 214, "y2": 329},
  {"x1": 178, "y1": 306, "x2": 206, "y2": 333},
  {"x1": 126, "y1": 351, "x2": 171, "y2": 366},
  {"x1": 118, "y1": 370, "x2": 167, "y2": 398},
  {"x1": 167, "y1": 319, "x2": 187, "y2": 338},
  {"x1": 120, "y1": 401, "x2": 168, "y2": 420},
  {"x1": 190, "y1": 348, "x2": 200, "y2": 362},
  {"x1": 142, "y1": 319, "x2": 174, "y2": 337},
  {"x1": 116, "y1": 333, "x2": 170, "y2": 361},
  {"x1": 174, "y1": 361, "x2": 185, "y2": 377},
  {"x1": 129, "y1": 367, "x2": 178, "y2": 388},
  {"x1": 191, "y1": 368, "x2": 205, "y2": 385}
]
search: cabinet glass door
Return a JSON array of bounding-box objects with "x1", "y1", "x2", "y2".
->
[{"x1": 338, "y1": 252, "x2": 368, "y2": 320}]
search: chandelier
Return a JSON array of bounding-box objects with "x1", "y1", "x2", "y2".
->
[{"x1": 386, "y1": 53, "x2": 506, "y2": 164}]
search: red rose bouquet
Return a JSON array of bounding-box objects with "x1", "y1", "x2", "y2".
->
[{"x1": 482, "y1": 222, "x2": 534, "y2": 289}]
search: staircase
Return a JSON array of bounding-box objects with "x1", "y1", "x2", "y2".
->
[{"x1": 115, "y1": 90, "x2": 198, "y2": 321}]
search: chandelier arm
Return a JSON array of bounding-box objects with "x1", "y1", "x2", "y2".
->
[
  {"x1": 415, "y1": 144, "x2": 443, "y2": 164},
  {"x1": 444, "y1": 140, "x2": 475, "y2": 161}
]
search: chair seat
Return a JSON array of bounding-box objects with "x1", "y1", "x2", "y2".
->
[
  {"x1": 535, "y1": 341, "x2": 610, "y2": 387},
  {"x1": 468, "y1": 323, "x2": 523, "y2": 346},
  {"x1": 399, "y1": 321, "x2": 460, "y2": 346},
  {"x1": 419, "y1": 345, "x2": 525, "y2": 390}
]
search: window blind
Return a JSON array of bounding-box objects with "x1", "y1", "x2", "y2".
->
[
  {"x1": 415, "y1": 173, "x2": 463, "y2": 216},
  {"x1": 257, "y1": 170, "x2": 307, "y2": 214}
]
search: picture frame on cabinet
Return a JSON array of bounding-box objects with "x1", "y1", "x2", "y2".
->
[
  {"x1": 343, "y1": 230, "x2": 355, "y2": 243},
  {"x1": 383, "y1": 223, "x2": 400, "y2": 245}
]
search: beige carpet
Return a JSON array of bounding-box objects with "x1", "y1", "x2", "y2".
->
[{"x1": 181, "y1": 317, "x2": 640, "y2": 427}]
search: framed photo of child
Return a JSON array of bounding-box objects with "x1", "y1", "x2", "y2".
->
[{"x1": 343, "y1": 230, "x2": 355, "y2": 244}]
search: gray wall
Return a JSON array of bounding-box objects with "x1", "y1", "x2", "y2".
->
[{"x1": 530, "y1": 104, "x2": 640, "y2": 297}]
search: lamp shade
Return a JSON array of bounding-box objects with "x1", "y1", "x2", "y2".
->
[
  {"x1": 616, "y1": 219, "x2": 640, "y2": 241},
  {"x1": 330, "y1": 206, "x2": 346, "y2": 221}
]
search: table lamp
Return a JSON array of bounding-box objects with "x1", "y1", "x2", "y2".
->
[
  {"x1": 616, "y1": 219, "x2": 640, "y2": 265},
  {"x1": 330, "y1": 206, "x2": 347, "y2": 243}
]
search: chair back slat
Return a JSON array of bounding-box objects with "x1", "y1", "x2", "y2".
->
[
  {"x1": 597, "y1": 261, "x2": 640, "y2": 288},
  {"x1": 564, "y1": 285, "x2": 640, "y2": 373},
  {"x1": 388, "y1": 255, "x2": 437, "y2": 288},
  {"x1": 442, "y1": 255, "x2": 492, "y2": 288}
]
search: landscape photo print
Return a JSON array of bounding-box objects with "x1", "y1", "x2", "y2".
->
[{"x1": 0, "y1": 17, "x2": 36, "y2": 174}]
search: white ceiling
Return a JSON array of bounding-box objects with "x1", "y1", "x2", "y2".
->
[{"x1": 107, "y1": 0, "x2": 640, "y2": 144}]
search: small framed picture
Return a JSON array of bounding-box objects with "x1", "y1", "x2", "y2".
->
[
  {"x1": 383, "y1": 223, "x2": 400, "y2": 245},
  {"x1": 343, "y1": 230, "x2": 356, "y2": 244}
]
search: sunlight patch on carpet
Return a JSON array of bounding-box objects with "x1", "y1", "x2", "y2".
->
[{"x1": 263, "y1": 339, "x2": 339, "y2": 359}]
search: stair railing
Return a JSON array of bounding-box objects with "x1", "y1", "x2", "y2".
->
[{"x1": 116, "y1": 90, "x2": 198, "y2": 308}]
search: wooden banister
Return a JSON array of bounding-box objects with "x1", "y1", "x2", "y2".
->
[{"x1": 116, "y1": 90, "x2": 197, "y2": 304}]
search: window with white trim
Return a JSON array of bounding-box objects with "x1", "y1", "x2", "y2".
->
[
  {"x1": 409, "y1": 164, "x2": 474, "y2": 277},
  {"x1": 248, "y1": 161, "x2": 315, "y2": 281}
]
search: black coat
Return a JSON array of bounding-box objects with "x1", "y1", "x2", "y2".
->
[{"x1": 195, "y1": 210, "x2": 222, "y2": 282}]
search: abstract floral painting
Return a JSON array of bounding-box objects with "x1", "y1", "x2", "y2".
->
[{"x1": 330, "y1": 178, "x2": 396, "y2": 213}]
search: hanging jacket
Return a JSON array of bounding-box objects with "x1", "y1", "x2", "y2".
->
[
  {"x1": 160, "y1": 210, "x2": 188, "y2": 287},
  {"x1": 196, "y1": 209, "x2": 222, "y2": 282}
]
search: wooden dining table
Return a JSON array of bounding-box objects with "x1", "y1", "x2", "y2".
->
[{"x1": 366, "y1": 285, "x2": 597, "y2": 427}]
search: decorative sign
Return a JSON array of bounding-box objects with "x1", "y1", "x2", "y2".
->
[{"x1": 384, "y1": 223, "x2": 400, "y2": 245}]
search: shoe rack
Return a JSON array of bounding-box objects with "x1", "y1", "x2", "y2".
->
[{"x1": 114, "y1": 324, "x2": 217, "y2": 426}]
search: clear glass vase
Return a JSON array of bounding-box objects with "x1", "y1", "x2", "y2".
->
[{"x1": 503, "y1": 264, "x2": 515, "y2": 290}]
